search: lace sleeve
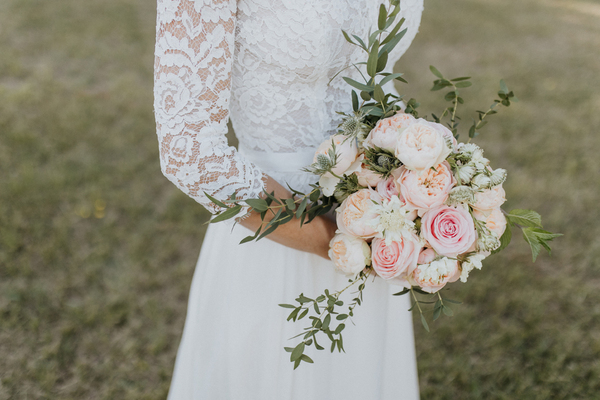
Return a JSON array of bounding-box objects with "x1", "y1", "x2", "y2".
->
[{"x1": 154, "y1": 0, "x2": 265, "y2": 214}]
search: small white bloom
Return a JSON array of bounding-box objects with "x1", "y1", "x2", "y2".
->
[
  {"x1": 477, "y1": 227, "x2": 501, "y2": 252},
  {"x1": 454, "y1": 164, "x2": 476, "y2": 184},
  {"x1": 489, "y1": 168, "x2": 507, "y2": 187},
  {"x1": 417, "y1": 257, "x2": 457, "y2": 286},
  {"x1": 472, "y1": 173, "x2": 492, "y2": 190},
  {"x1": 368, "y1": 196, "x2": 416, "y2": 245},
  {"x1": 459, "y1": 254, "x2": 486, "y2": 283}
]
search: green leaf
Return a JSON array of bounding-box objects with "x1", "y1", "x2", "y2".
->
[
  {"x1": 298, "y1": 308, "x2": 309, "y2": 320},
  {"x1": 379, "y1": 72, "x2": 404, "y2": 86},
  {"x1": 204, "y1": 192, "x2": 228, "y2": 208},
  {"x1": 420, "y1": 314, "x2": 430, "y2": 332},
  {"x1": 279, "y1": 303, "x2": 296, "y2": 309},
  {"x1": 380, "y1": 18, "x2": 405, "y2": 46},
  {"x1": 367, "y1": 40, "x2": 380, "y2": 77},
  {"x1": 209, "y1": 205, "x2": 242, "y2": 223},
  {"x1": 256, "y1": 224, "x2": 278, "y2": 241},
  {"x1": 430, "y1": 65, "x2": 443, "y2": 79},
  {"x1": 290, "y1": 342, "x2": 305, "y2": 362},
  {"x1": 334, "y1": 323, "x2": 345, "y2": 334},
  {"x1": 343, "y1": 77, "x2": 373, "y2": 92},
  {"x1": 455, "y1": 81, "x2": 472, "y2": 88},
  {"x1": 505, "y1": 209, "x2": 542, "y2": 228},
  {"x1": 373, "y1": 84, "x2": 385, "y2": 103},
  {"x1": 322, "y1": 314, "x2": 331, "y2": 330},
  {"x1": 293, "y1": 358, "x2": 301, "y2": 370},
  {"x1": 433, "y1": 306, "x2": 442, "y2": 321},
  {"x1": 244, "y1": 198, "x2": 268, "y2": 212},
  {"x1": 360, "y1": 90, "x2": 371, "y2": 101},
  {"x1": 378, "y1": 3, "x2": 387, "y2": 30},
  {"x1": 284, "y1": 347, "x2": 294, "y2": 353},
  {"x1": 285, "y1": 198, "x2": 296, "y2": 212},
  {"x1": 352, "y1": 34, "x2": 367, "y2": 50},
  {"x1": 500, "y1": 79, "x2": 509, "y2": 94},
  {"x1": 376, "y1": 50, "x2": 388, "y2": 73},
  {"x1": 351, "y1": 90, "x2": 359, "y2": 112},
  {"x1": 380, "y1": 28, "x2": 406, "y2": 55},
  {"x1": 295, "y1": 197, "x2": 308, "y2": 218},
  {"x1": 309, "y1": 189, "x2": 320, "y2": 202},
  {"x1": 300, "y1": 354, "x2": 314, "y2": 364},
  {"x1": 451, "y1": 76, "x2": 471, "y2": 82},
  {"x1": 522, "y1": 227, "x2": 542, "y2": 262},
  {"x1": 442, "y1": 305, "x2": 454, "y2": 317},
  {"x1": 336, "y1": 314, "x2": 348, "y2": 320},
  {"x1": 341, "y1": 29, "x2": 354, "y2": 45}
]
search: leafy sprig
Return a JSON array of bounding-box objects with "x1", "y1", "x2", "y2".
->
[
  {"x1": 204, "y1": 186, "x2": 334, "y2": 244},
  {"x1": 279, "y1": 270, "x2": 371, "y2": 369},
  {"x1": 497, "y1": 209, "x2": 562, "y2": 261}
]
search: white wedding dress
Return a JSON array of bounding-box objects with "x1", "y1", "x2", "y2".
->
[{"x1": 154, "y1": 0, "x2": 423, "y2": 398}]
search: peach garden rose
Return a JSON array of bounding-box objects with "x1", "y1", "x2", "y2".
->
[
  {"x1": 336, "y1": 189, "x2": 382, "y2": 239},
  {"x1": 395, "y1": 119, "x2": 453, "y2": 173},
  {"x1": 363, "y1": 112, "x2": 416, "y2": 152},
  {"x1": 328, "y1": 233, "x2": 371, "y2": 276},
  {"x1": 398, "y1": 161, "x2": 456, "y2": 215}
]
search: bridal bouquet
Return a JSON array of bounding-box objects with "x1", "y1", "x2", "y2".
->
[{"x1": 206, "y1": 0, "x2": 560, "y2": 369}]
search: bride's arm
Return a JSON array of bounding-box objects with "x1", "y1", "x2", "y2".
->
[
  {"x1": 239, "y1": 176, "x2": 337, "y2": 260},
  {"x1": 154, "y1": 0, "x2": 335, "y2": 258}
]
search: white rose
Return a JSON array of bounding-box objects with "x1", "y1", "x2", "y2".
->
[
  {"x1": 474, "y1": 207, "x2": 507, "y2": 238},
  {"x1": 395, "y1": 119, "x2": 452, "y2": 173},
  {"x1": 313, "y1": 135, "x2": 358, "y2": 176},
  {"x1": 328, "y1": 233, "x2": 371, "y2": 276}
]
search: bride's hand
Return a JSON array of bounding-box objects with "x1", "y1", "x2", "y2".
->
[{"x1": 239, "y1": 176, "x2": 337, "y2": 260}]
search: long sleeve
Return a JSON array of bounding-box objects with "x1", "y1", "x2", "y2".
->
[{"x1": 154, "y1": 0, "x2": 265, "y2": 213}]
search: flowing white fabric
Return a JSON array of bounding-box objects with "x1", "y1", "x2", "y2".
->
[{"x1": 154, "y1": 0, "x2": 424, "y2": 398}]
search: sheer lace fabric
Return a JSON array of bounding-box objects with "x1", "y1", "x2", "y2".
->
[{"x1": 154, "y1": 0, "x2": 423, "y2": 213}]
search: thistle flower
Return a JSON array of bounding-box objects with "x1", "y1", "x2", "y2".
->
[{"x1": 446, "y1": 185, "x2": 476, "y2": 206}]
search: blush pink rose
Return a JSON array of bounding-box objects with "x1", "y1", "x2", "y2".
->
[
  {"x1": 313, "y1": 135, "x2": 358, "y2": 176},
  {"x1": 375, "y1": 169, "x2": 401, "y2": 199},
  {"x1": 336, "y1": 189, "x2": 382, "y2": 239},
  {"x1": 395, "y1": 119, "x2": 452, "y2": 172},
  {"x1": 417, "y1": 248, "x2": 436, "y2": 265},
  {"x1": 364, "y1": 112, "x2": 416, "y2": 151},
  {"x1": 371, "y1": 235, "x2": 420, "y2": 280},
  {"x1": 472, "y1": 185, "x2": 506, "y2": 216},
  {"x1": 421, "y1": 205, "x2": 477, "y2": 257},
  {"x1": 398, "y1": 161, "x2": 456, "y2": 215}
]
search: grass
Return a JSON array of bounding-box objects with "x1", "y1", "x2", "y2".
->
[{"x1": 0, "y1": 0, "x2": 598, "y2": 398}]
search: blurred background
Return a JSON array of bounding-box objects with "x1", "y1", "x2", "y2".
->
[{"x1": 1, "y1": 0, "x2": 598, "y2": 398}]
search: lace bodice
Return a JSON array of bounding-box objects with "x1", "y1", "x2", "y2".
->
[{"x1": 154, "y1": 0, "x2": 423, "y2": 213}]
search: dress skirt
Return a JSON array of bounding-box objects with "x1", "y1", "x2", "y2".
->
[{"x1": 167, "y1": 221, "x2": 420, "y2": 400}]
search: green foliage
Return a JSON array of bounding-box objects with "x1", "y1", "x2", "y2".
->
[{"x1": 279, "y1": 271, "x2": 370, "y2": 368}]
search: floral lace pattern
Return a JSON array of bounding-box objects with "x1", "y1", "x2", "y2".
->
[{"x1": 154, "y1": 0, "x2": 423, "y2": 213}]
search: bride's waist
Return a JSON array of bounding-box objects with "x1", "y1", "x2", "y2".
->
[{"x1": 238, "y1": 144, "x2": 316, "y2": 174}]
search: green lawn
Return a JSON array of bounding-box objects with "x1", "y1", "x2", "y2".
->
[{"x1": 1, "y1": 0, "x2": 598, "y2": 398}]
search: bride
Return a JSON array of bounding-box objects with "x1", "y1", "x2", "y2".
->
[{"x1": 154, "y1": 0, "x2": 424, "y2": 398}]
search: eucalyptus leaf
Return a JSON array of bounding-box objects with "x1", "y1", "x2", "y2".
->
[{"x1": 209, "y1": 205, "x2": 242, "y2": 223}]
